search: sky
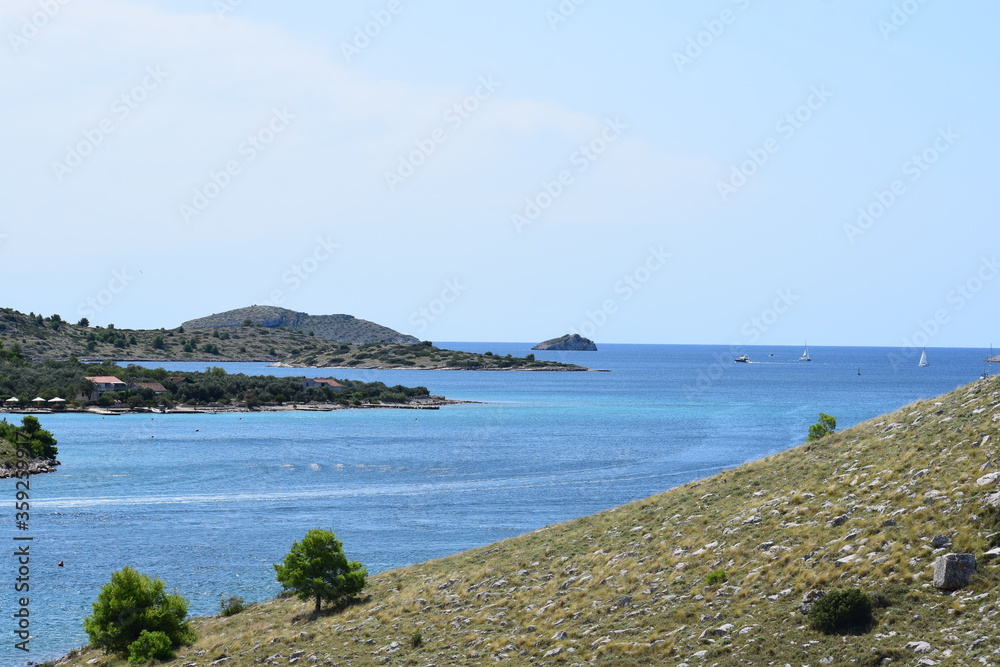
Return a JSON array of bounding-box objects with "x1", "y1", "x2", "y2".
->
[{"x1": 2, "y1": 0, "x2": 997, "y2": 347}]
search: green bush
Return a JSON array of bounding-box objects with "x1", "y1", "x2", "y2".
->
[
  {"x1": 83, "y1": 567, "x2": 195, "y2": 658},
  {"x1": 219, "y1": 596, "x2": 246, "y2": 617},
  {"x1": 128, "y1": 630, "x2": 174, "y2": 663},
  {"x1": 807, "y1": 588, "x2": 874, "y2": 634},
  {"x1": 807, "y1": 413, "x2": 837, "y2": 441},
  {"x1": 705, "y1": 570, "x2": 727, "y2": 585},
  {"x1": 410, "y1": 632, "x2": 423, "y2": 648}
]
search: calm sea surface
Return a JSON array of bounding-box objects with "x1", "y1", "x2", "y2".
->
[{"x1": 1, "y1": 343, "x2": 991, "y2": 662}]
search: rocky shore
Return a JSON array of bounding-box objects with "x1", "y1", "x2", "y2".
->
[{"x1": 0, "y1": 458, "x2": 59, "y2": 478}]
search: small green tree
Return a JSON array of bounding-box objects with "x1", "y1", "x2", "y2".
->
[
  {"x1": 274, "y1": 529, "x2": 367, "y2": 615},
  {"x1": 83, "y1": 567, "x2": 195, "y2": 658},
  {"x1": 808, "y1": 413, "x2": 837, "y2": 441}
]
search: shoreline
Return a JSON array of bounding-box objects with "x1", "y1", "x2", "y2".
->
[{"x1": 0, "y1": 396, "x2": 478, "y2": 418}]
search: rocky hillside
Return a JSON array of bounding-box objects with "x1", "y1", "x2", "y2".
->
[
  {"x1": 0, "y1": 308, "x2": 584, "y2": 371},
  {"x1": 56, "y1": 377, "x2": 1000, "y2": 666},
  {"x1": 182, "y1": 306, "x2": 419, "y2": 345}
]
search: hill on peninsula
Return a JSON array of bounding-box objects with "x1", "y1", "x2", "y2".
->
[
  {"x1": 57, "y1": 376, "x2": 1000, "y2": 666},
  {"x1": 0, "y1": 308, "x2": 587, "y2": 371},
  {"x1": 182, "y1": 306, "x2": 419, "y2": 345}
]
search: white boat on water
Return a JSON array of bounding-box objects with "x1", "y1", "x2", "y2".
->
[
  {"x1": 918, "y1": 349, "x2": 928, "y2": 367},
  {"x1": 799, "y1": 343, "x2": 810, "y2": 361},
  {"x1": 734, "y1": 354, "x2": 750, "y2": 363}
]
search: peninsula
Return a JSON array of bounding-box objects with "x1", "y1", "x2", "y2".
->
[{"x1": 0, "y1": 308, "x2": 589, "y2": 371}]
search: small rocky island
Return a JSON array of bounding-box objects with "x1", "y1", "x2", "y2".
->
[{"x1": 531, "y1": 334, "x2": 597, "y2": 351}]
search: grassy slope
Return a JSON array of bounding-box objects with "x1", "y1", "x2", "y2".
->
[
  {"x1": 0, "y1": 309, "x2": 585, "y2": 371},
  {"x1": 57, "y1": 378, "x2": 1000, "y2": 667}
]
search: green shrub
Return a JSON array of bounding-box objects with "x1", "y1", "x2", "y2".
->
[
  {"x1": 219, "y1": 596, "x2": 246, "y2": 617},
  {"x1": 807, "y1": 413, "x2": 837, "y2": 441},
  {"x1": 410, "y1": 632, "x2": 423, "y2": 648},
  {"x1": 807, "y1": 588, "x2": 874, "y2": 634},
  {"x1": 128, "y1": 630, "x2": 174, "y2": 663},
  {"x1": 83, "y1": 567, "x2": 195, "y2": 658},
  {"x1": 705, "y1": 570, "x2": 727, "y2": 585}
]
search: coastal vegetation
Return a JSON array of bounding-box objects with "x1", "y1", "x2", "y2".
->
[
  {"x1": 56, "y1": 376, "x2": 1000, "y2": 666},
  {"x1": 0, "y1": 416, "x2": 57, "y2": 466},
  {"x1": 0, "y1": 308, "x2": 586, "y2": 371},
  {"x1": 0, "y1": 357, "x2": 435, "y2": 410},
  {"x1": 83, "y1": 567, "x2": 195, "y2": 662}
]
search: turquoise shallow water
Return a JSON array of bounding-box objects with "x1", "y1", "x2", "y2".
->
[{"x1": 0, "y1": 343, "x2": 991, "y2": 662}]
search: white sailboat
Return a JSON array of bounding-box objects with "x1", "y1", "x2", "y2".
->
[
  {"x1": 799, "y1": 343, "x2": 810, "y2": 361},
  {"x1": 918, "y1": 348, "x2": 928, "y2": 367}
]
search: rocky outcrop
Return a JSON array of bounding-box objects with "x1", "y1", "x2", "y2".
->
[
  {"x1": 0, "y1": 459, "x2": 59, "y2": 478},
  {"x1": 932, "y1": 553, "x2": 976, "y2": 590},
  {"x1": 531, "y1": 334, "x2": 597, "y2": 351}
]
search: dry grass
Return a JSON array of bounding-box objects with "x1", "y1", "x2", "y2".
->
[{"x1": 54, "y1": 377, "x2": 1000, "y2": 666}]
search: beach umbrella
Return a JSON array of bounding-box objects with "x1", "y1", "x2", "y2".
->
[
  {"x1": 48, "y1": 397, "x2": 66, "y2": 403},
  {"x1": 5, "y1": 397, "x2": 19, "y2": 404},
  {"x1": 32, "y1": 397, "x2": 46, "y2": 403}
]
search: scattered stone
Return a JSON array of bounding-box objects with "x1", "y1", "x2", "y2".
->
[
  {"x1": 711, "y1": 623, "x2": 735, "y2": 636},
  {"x1": 982, "y1": 547, "x2": 1000, "y2": 562},
  {"x1": 932, "y1": 553, "x2": 976, "y2": 590},
  {"x1": 984, "y1": 492, "x2": 1000, "y2": 508},
  {"x1": 542, "y1": 647, "x2": 563, "y2": 657},
  {"x1": 930, "y1": 535, "x2": 952, "y2": 548},
  {"x1": 906, "y1": 641, "x2": 932, "y2": 653},
  {"x1": 552, "y1": 631, "x2": 568, "y2": 640},
  {"x1": 799, "y1": 589, "x2": 825, "y2": 614},
  {"x1": 829, "y1": 514, "x2": 849, "y2": 527},
  {"x1": 883, "y1": 519, "x2": 897, "y2": 528},
  {"x1": 976, "y1": 472, "x2": 1000, "y2": 486}
]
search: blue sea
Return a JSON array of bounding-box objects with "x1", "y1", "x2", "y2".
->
[{"x1": 0, "y1": 343, "x2": 991, "y2": 662}]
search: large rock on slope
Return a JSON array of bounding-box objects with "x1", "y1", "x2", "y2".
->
[
  {"x1": 532, "y1": 334, "x2": 597, "y2": 351},
  {"x1": 932, "y1": 553, "x2": 976, "y2": 590},
  {"x1": 182, "y1": 306, "x2": 418, "y2": 345}
]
